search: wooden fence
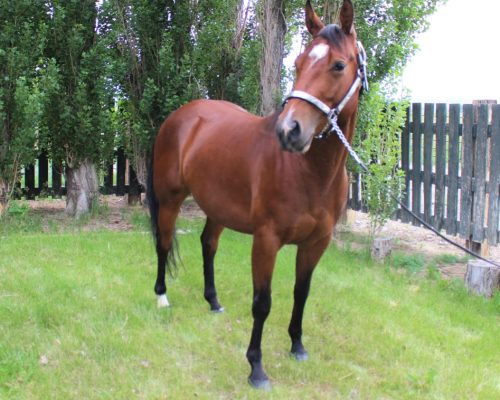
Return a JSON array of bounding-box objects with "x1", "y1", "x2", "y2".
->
[
  {"x1": 349, "y1": 103, "x2": 500, "y2": 246},
  {"x1": 17, "y1": 148, "x2": 141, "y2": 199},
  {"x1": 14, "y1": 103, "x2": 500, "y2": 246}
]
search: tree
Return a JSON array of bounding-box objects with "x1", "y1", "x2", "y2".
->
[
  {"x1": 42, "y1": 0, "x2": 114, "y2": 217},
  {"x1": 193, "y1": 0, "x2": 249, "y2": 102},
  {"x1": 104, "y1": 0, "x2": 249, "y2": 197},
  {"x1": 356, "y1": 83, "x2": 408, "y2": 235},
  {"x1": 257, "y1": 0, "x2": 287, "y2": 115},
  {"x1": 0, "y1": 0, "x2": 50, "y2": 215},
  {"x1": 298, "y1": 0, "x2": 445, "y2": 84},
  {"x1": 102, "y1": 0, "x2": 196, "y2": 198}
]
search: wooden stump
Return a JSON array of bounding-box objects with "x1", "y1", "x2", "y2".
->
[
  {"x1": 464, "y1": 260, "x2": 500, "y2": 297},
  {"x1": 371, "y1": 237, "x2": 392, "y2": 263}
]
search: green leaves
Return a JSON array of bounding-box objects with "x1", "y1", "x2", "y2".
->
[
  {"x1": 0, "y1": 0, "x2": 50, "y2": 208},
  {"x1": 356, "y1": 83, "x2": 408, "y2": 235}
]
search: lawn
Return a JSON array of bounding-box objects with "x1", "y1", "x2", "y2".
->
[{"x1": 1, "y1": 212, "x2": 499, "y2": 399}]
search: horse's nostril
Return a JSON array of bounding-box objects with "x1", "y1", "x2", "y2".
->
[
  {"x1": 277, "y1": 127, "x2": 285, "y2": 142},
  {"x1": 289, "y1": 120, "x2": 301, "y2": 140}
]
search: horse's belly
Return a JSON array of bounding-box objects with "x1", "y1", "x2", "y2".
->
[{"x1": 193, "y1": 190, "x2": 253, "y2": 233}]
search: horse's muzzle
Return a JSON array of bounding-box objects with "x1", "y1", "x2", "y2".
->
[{"x1": 276, "y1": 120, "x2": 311, "y2": 153}]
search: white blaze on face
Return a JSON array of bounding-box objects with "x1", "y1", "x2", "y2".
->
[
  {"x1": 281, "y1": 104, "x2": 297, "y2": 131},
  {"x1": 308, "y1": 43, "x2": 329, "y2": 66}
]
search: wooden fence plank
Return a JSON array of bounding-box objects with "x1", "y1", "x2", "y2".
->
[
  {"x1": 460, "y1": 104, "x2": 474, "y2": 238},
  {"x1": 39, "y1": 152, "x2": 49, "y2": 193},
  {"x1": 446, "y1": 104, "x2": 460, "y2": 235},
  {"x1": 51, "y1": 162, "x2": 62, "y2": 196},
  {"x1": 116, "y1": 148, "x2": 126, "y2": 196},
  {"x1": 487, "y1": 105, "x2": 500, "y2": 245},
  {"x1": 351, "y1": 173, "x2": 361, "y2": 211},
  {"x1": 411, "y1": 103, "x2": 422, "y2": 225},
  {"x1": 423, "y1": 103, "x2": 434, "y2": 224},
  {"x1": 434, "y1": 104, "x2": 447, "y2": 230},
  {"x1": 401, "y1": 106, "x2": 411, "y2": 223},
  {"x1": 472, "y1": 105, "x2": 489, "y2": 242}
]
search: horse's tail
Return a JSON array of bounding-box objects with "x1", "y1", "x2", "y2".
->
[{"x1": 147, "y1": 145, "x2": 179, "y2": 277}]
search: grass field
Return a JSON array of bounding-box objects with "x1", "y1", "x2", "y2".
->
[{"x1": 1, "y1": 211, "x2": 499, "y2": 399}]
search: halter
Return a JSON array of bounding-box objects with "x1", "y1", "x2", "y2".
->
[{"x1": 282, "y1": 40, "x2": 368, "y2": 141}]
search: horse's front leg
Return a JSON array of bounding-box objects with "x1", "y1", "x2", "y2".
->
[
  {"x1": 246, "y1": 229, "x2": 281, "y2": 390},
  {"x1": 289, "y1": 235, "x2": 331, "y2": 360}
]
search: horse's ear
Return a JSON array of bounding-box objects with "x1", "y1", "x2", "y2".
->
[
  {"x1": 339, "y1": 0, "x2": 355, "y2": 35},
  {"x1": 305, "y1": 0, "x2": 324, "y2": 37}
]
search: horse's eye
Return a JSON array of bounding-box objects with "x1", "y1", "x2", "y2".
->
[{"x1": 332, "y1": 61, "x2": 346, "y2": 72}]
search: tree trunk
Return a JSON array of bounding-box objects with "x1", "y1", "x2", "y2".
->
[
  {"x1": 128, "y1": 162, "x2": 141, "y2": 206},
  {"x1": 0, "y1": 178, "x2": 8, "y2": 217},
  {"x1": 65, "y1": 159, "x2": 99, "y2": 217},
  {"x1": 322, "y1": 0, "x2": 342, "y2": 23},
  {"x1": 258, "y1": 0, "x2": 286, "y2": 116},
  {"x1": 464, "y1": 260, "x2": 500, "y2": 297},
  {"x1": 371, "y1": 237, "x2": 393, "y2": 263},
  {"x1": 132, "y1": 152, "x2": 147, "y2": 190}
]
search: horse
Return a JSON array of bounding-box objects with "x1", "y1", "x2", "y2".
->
[{"x1": 147, "y1": 0, "x2": 367, "y2": 389}]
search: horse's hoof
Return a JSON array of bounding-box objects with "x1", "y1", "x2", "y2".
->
[
  {"x1": 157, "y1": 294, "x2": 170, "y2": 308},
  {"x1": 290, "y1": 350, "x2": 309, "y2": 361},
  {"x1": 248, "y1": 377, "x2": 271, "y2": 390},
  {"x1": 211, "y1": 306, "x2": 225, "y2": 313}
]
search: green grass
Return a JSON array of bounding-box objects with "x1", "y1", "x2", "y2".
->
[{"x1": 1, "y1": 217, "x2": 499, "y2": 399}]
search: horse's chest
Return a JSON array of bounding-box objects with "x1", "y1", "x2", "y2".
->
[{"x1": 281, "y1": 207, "x2": 333, "y2": 244}]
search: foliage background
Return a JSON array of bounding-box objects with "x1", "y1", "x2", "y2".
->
[{"x1": 0, "y1": 0, "x2": 446, "y2": 214}]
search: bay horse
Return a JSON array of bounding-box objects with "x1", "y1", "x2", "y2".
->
[{"x1": 148, "y1": 0, "x2": 367, "y2": 389}]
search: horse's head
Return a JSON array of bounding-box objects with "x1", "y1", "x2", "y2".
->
[{"x1": 277, "y1": 0, "x2": 366, "y2": 153}]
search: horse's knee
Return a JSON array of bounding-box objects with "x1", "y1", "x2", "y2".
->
[
  {"x1": 158, "y1": 237, "x2": 173, "y2": 254},
  {"x1": 252, "y1": 291, "x2": 271, "y2": 320},
  {"x1": 200, "y1": 233, "x2": 219, "y2": 257}
]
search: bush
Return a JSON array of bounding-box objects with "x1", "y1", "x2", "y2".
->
[{"x1": 354, "y1": 83, "x2": 408, "y2": 236}]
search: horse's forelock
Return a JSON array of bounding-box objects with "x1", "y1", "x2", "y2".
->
[{"x1": 318, "y1": 24, "x2": 346, "y2": 48}]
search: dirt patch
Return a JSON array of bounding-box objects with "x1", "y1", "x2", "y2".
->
[
  {"x1": 25, "y1": 195, "x2": 205, "y2": 232},
  {"x1": 338, "y1": 210, "x2": 500, "y2": 279},
  {"x1": 24, "y1": 196, "x2": 500, "y2": 279}
]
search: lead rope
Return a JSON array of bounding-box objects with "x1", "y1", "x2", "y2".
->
[{"x1": 328, "y1": 116, "x2": 500, "y2": 268}]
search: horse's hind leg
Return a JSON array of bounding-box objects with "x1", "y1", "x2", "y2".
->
[
  {"x1": 200, "y1": 218, "x2": 224, "y2": 312},
  {"x1": 154, "y1": 197, "x2": 185, "y2": 307}
]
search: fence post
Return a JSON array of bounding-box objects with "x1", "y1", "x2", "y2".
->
[
  {"x1": 487, "y1": 105, "x2": 500, "y2": 245},
  {"x1": 469, "y1": 105, "x2": 489, "y2": 254}
]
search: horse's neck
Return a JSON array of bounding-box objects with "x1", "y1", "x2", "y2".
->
[{"x1": 304, "y1": 117, "x2": 356, "y2": 183}]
